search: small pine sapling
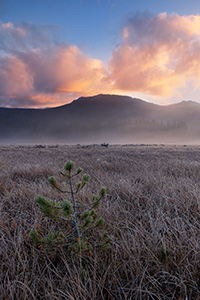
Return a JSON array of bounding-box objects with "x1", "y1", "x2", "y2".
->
[{"x1": 30, "y1": 161, "x2": 111, "y2": 255}]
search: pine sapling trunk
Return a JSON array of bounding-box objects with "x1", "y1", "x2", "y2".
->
[{"x1": 69, "y1": 174, "x2": 80, "y2": 241}]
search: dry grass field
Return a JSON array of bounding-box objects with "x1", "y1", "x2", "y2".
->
[{"x1": 1, "y1": 144, "x2": 200, "y2": 299}]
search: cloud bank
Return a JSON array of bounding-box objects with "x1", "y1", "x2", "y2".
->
[
  {"x1": 1, "y1": 12, "x2": 200, "y2": 107},
  {"x1": 109, "y1": 12, "x2": 200, "y2": 97},
  {"x1": 0, "y1": 22, "x2": 110, "y2": 107}
]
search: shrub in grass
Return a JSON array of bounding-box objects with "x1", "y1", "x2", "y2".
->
[{"x1": 30, "y1": 161, "x2": 111, "y2": 255}]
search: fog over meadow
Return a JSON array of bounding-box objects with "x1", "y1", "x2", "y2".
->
[{"x1": 1, "y1": 94, "x2": 200, "y2": 145}]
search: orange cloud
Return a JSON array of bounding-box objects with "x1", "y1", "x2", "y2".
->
[
  {"x1": 109, "y1": 12, "x2": 200, "y2": 97},
  {"x1": 49, "y1": 46, "x2": 110, "y2": 95},
  {"x1": 0, "y1": 46, "x2": 110, "y2": 107},
  {"x1": 0, "y1": 22, "x2": 111, "y2": 107}
]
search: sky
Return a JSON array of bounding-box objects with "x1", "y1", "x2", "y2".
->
[{"x1": 1, "y1": 0, "x2": 200, "y2": 108}]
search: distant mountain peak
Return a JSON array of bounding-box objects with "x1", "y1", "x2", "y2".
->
[
  {"x1": 72, "y1": 93, "x2": 149, "y2": 105},
  {"x1": 180, "y1": 100, "x2": 200, "y2": 105}
]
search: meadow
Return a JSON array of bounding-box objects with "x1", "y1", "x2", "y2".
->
[{"x1": 1, "y1": 144, "x2": 200, "y2": 299}]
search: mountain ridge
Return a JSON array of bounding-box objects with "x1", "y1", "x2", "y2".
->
[
  {"x1": 2, "y1": 93, "x2": 199, "y2": 110},
  {"x1": 1, "y1": 94, "x2": 200, "y2": 144}
]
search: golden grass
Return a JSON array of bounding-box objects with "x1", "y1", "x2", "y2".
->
[{"x1": 1, "y1": 144, "x2": 200, "y2": 299}]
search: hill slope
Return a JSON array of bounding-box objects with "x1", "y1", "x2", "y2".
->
[{"x1": 1, "y1": 94, "x2": 200, "y2": 144}]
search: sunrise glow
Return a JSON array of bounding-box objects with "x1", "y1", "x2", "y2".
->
[{"x1": 1, "y1": 1, "x2": 200, "y2": 107}]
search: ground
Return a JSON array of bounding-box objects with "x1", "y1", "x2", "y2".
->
[{"x1": 1, "y1": 144, "x2": 200, "y2": 299}]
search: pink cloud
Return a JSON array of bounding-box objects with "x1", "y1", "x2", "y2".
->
[
  {"x1": 0, "y1": 55, "x2": 33, "y2": 99},
  {"x1": 109, "y1": 12, "x2": 200, "y2": 97},
  {"x1": 0, "y1": 22, "x2": 110, "y2": 107}
]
